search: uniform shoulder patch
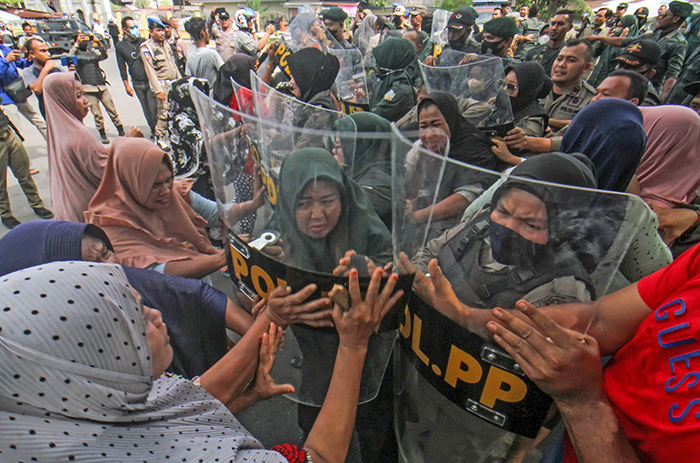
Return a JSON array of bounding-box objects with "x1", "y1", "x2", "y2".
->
[{"x1": 384, "y1": 89, "x2": 396, "y2": 101}]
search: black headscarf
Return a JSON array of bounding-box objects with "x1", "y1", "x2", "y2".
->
[
  {"x1": 213, "y1": 54, "x2": 257, "y2": 105},
  {"x1": 287, "y1": 48, "x2": 340, "y2": 103},
  {"x1": 417, "y1": 91, "x2": 502, "y2": 171},
  {"x1": 266, "y1": 148, "x2": 392, "y2": 273},
  {"x1": 504, "y1": 62, "x2": 551, "y2": 122}
]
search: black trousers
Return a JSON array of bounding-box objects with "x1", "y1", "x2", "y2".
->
[{"x1": 132, "y1": 81, "x2": 158, "y2": 133}]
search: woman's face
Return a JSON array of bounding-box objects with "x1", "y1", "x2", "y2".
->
[
  {"x1": 418, "y1": 104, "x2": 451, "y2": 154},
  {"x1": 290, "y1": 77, "x2": 302, "y2": 99},
  {"x1": 142, "y1": 304, "x2": 173, "y2": 378},
  {"x1": 143, "y1": 160, "x2": 174, "y2": 210},
  {"x1": 490, "y1": 188, "x2": 549, "y2": 245},
  {"x1": 74, "y1": 81, "x2": 90, "y2": 120},
  {"x1": 295, "y1": 180, "x2": 342, "y2": 239},
  {"x1": 505, "y1": 70, "x2": 519, "y2": 97},
  {"x1": 81, "y1": 234, "x2": 119, "y2": 263},
  {"x1": 468, "y1": 65, "x2": 488, "y2": 97}
]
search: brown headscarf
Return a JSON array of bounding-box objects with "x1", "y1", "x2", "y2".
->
[
  {"x1": 44, "y1": 72, "x2": 109, "y2": 222},
  {"x1": 84, "y1": 137, "x2": 217, "y2": 269}
]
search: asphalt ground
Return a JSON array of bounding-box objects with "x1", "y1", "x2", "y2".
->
[{"x1": 1, "y1": 45, "x2": 306, "y2": 449}]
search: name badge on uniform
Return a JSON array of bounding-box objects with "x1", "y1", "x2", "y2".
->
[{"x1": 384, "y1": 89, "x2": 396, "y2": 101}]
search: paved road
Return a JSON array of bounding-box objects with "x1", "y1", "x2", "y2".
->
[{"x1": 2, "y1": 46, "x2": 306, "y2": 449}]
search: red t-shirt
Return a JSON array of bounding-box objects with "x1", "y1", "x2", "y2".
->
[{"x1": 574, "y1": 243, "x2": 700, "y2": 462}]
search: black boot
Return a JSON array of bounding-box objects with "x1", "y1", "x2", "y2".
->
[
  {"x1": 117, "y1": 125, "x2": 125, "y2": 137},
  {"x1": 99, "y1": 129, "x2": 109, "y2": 144}
]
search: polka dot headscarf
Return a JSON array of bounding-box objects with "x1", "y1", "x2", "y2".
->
[{"x1": 0, "y1": 262, "x2": 286, "y2": 462}]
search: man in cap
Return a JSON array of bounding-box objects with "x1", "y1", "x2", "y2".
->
[
  {"x1": 613, "y1": 39, "x2": 663, "y2": 105},
  {"x1": 683, "y1": 80, "x2": 700, "y2": 114},
  {"x1": 587, "y1": 0, "x2": 691, "y2": 99},
  {"x1": 479, "y1": 16, "x2": 520, "y2": 63},
  {"x1": 164, "y1": 17, "x2": 188, "y2": 76},
  {"x1": 634, "y1": 7, "x2": 652, "y2": 34},
  {"x1": 323, "y1": 6, "x2": 354, "y2": 48},
  {"x1": 445, "y1": 8, "x2": 480, "y2": 53},
  {"x1": 207, "y1": 8, "x2": 236, "y2": 61},
  {"x1": 233, "y1": 8, "x2": 275, "y2": 57},
  {"x1": 525, "y1": 10, "x2": 575, "y2": 76},
  {"x1": 609, "y1": 2, "x2": 628, "y2": 27},
  {"x1": 141, "y1": 17, "x2": 180, "y2": 148},
  {"x1": 409, "y1": 6, "x2": 427, "y2": 31}
]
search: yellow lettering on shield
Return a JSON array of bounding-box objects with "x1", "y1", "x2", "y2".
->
[
  {"x1": 444, "y1": 345, "x2": 483, "y2": 387},
  {"x1": 480, "y1": 367, "x2": 528, "y2": 408},
  {"x1": 230, "y1": 245, "x2": 249, "y2": 280}
]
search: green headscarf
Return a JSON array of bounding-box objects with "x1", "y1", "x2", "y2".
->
[
  {"x1": 335, "y1": 113, "x2": 393, "y2": 226},
  {"x1": 618, "y1": 14, "x2": 639, "y2": 37},
  {"x1": 267, "y1": 148, "x2": 392, "y2": 273},
  {"x1": 370, "y1": 37, "x2": 416, "y2": 110}
]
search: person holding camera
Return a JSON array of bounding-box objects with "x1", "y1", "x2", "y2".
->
[
  {"x1": 69, "y1": 33, "x2": 125, "y2": 144},
  {"x1": 207, "y1": 8, "x2": 237, "y2": 61}
]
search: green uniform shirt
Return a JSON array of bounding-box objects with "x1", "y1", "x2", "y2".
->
[
  {"x1": 622, "y1": 28, "x2": 688, "y2": 89},
  {"x1": 664, "y1": 46, "x2": 700, "y2": 104},
  {"x1": 524, "y1": 43, "x2": 563, "y2": 76}
]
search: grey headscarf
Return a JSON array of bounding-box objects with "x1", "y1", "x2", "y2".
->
[{"x1": 0, "y1": 261, "x2": 285, "y2": 462}]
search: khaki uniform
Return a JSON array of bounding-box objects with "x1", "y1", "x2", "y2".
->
[
  {"x1": 206, "y1": 16, "x2": 237, "y2": 61},
  {"x1": 543, "y1": 80, "x2": 596, "y2": 122},
  {"x1": 621, "y1": 29, "x2": 688, "y2": 91},
  {"x1": 140, "y1": 39, "x2": 181, "y2": 141}
]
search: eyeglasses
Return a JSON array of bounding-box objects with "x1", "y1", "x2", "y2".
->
[{"x1": 505, "y1": 82, "x2": 518, "y2": 95}]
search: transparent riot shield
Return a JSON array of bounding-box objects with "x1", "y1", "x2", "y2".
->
[
  {"x1": 430, "y1": 8, "x2": 451, "y2": 56},
  {"x1": 420, "y1": 55, "x2": 515, "y2": 136},
  {"x1": 392, "y1": 141, "x2": 651, "y2": 462},
  {"x1": 192, "y1": 86, "x2": 417, "y2": 407},
  {"x1": 329, "y1": 47, "x2": 370, "y2": 114}
]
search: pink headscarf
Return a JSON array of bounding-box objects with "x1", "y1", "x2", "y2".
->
[
  {"x1": 636, "y1": 105, "x2": 700, "y2": 208},
  {"x1": 44, "y1": 72, "x2": 109, "y2": 222},
  {"x1": 84, "y1": 137, "x2": 217, "y2": 269}
]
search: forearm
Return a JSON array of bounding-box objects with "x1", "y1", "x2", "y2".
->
[
  {"x1": 257, "y1": 33, "x2": 271, "y2": 52},
  {"x1": 199, "y1": 313, "x2": 271, "y2": 409},
  {"x1": 661, "y1": 77, "x2": 676, "y2": 100},
  {"x1": 228, "y1": 198, "x2": 261, "y2": 224},
  {"x1": 548, "y1": 119, "x2": 571, "y2": 131},
  {"x1": 163, "y1": 252, "x2": 225, "y2": 279},
  {"x1": 224, "y1": 298, "x2": 254, "y2": 335},
  {"x1": 304, "y1": 345, "x2": 367, "y2": 463},
  {"x1": 558, "y1": 397, "x2": 640, "y2": 463},
  {"x1": 122, "y1": 79, "x2": 130, "y2": 88},
  {"x1": 414, "y1": 193, "x2": 469, "y2": 223},
  {"x1": 595, "y1": 36, "x2": 624, "y2": 47},
  {"x1": 261, "y1": 61, "x2": 275, "y2": 86}
]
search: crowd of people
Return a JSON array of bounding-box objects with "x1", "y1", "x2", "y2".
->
[{"x1": 1, "y1": 1, "x2": 700, "y2": 462}]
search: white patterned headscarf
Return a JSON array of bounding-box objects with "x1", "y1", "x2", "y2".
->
[{"x1": 0, "y1": 261, "x2": 286, "y2": 462}]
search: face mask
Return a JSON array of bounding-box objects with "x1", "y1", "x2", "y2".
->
[
  {"x1": 468, "y1": 78, "x2": 486, "y2": 95},
  {"x1": 480, "y1": 39, "x2": 503, "y2": 55},
  {"x1": 488, "y1": 218, "x2": 549, "y2": 267},
  {"x1": 448, "y1": 34, "x2": 466, "y2": 50},
  {"x1": 128, "y1": 27, "x2": 140, "y2": 39}
]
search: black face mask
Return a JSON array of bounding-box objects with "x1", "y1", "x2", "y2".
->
[
  {"x1": 480, "y1": 39, "x2": 503, "y2": 55},
  {"x1": 488, "y1": 218, "x2": 550, "y2": 267},
  {"x1": 448, "y1": 32, "x2": 467, "y2": 50}
]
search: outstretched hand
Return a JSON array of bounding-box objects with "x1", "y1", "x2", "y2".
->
[
  {"x1": 251, "y1": 323, "x2": 294, "y2": 399},
  {"x1": 333, "y1": 268, "x2": 404, "y2": 350},
  {"x1": 487, "y1": 301, "x2": 604, "y2": 405},
  {"x1": 266, "y1": 284, "x2": 333, "y2": 328}
]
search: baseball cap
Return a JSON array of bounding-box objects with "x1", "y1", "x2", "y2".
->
[
  {"x1": 448, "y1": 8, "x2": 475, "y2": 29},
  {"x1": 219, "y1": 11, "x2": 230, "y2": 20},
  {"x1": 616, "y1": 39, "x2": 662, "y2": 67},
  {"x1": 410, "y1": 5, "x2": 427, "y2": 16}
]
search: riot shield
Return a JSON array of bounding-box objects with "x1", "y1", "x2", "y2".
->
[
  {"x1": 430, "y1": 8, "x2": 451, "y2": 55},
  {"x1": 391, "y1": 139, "x2": 651, "y2": 462},
  {"x1": 192, "y1": 86, "x2": 421, "y2": 407},
  {"x1": 420, "y1": 55, "x2": 514, "y2": 136},
  {"x1": 328, "y1": 47, "x2": 370, "y2": 114}
]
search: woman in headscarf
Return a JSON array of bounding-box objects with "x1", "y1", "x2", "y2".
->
[
  {"x1": 213, "y1": 53, "x2": 257, "y2": 111},
  {"x1": 43, "y1": 72, "x2": 109, "y2": 222},
  {"x1": 267, "y1": 147, "x2": 392, "y2": 273},
  {"x1": 85, "y1": 137, "x2": 231, "y2": 279},
  {"x1": 561, "y1": 98, "x2": 647, "y2": 192},
  {"x1": 353, "y1": 13, "x2": 377, "y2": 56},
  {"x1": 335, "y1": 112, "x2": 393, "y2": 228},
  {"x1": 0, "y1": 260, "x2": 402, "y2": 463},
  {"x1": 0, "y1": 219, "x2": 257, "y2": 378},
  {"x1": 635, "y1": 105, "x2": 700, "y2": 246},
  {"x1": 588, "y1": 14, "x2": 639, "y2": 87},
  {"x1": 369, "y1": 37, "x2": 417, "y2": 122},
  {"x1": 406, "y1": 91, "x2": 503, "y2": 237},
  {"x1": 503, "y1": 61, "x2": 552, "y2": 137},
  {"x1": 286, "y1": 48, "x2": 341, "y2": 149}
]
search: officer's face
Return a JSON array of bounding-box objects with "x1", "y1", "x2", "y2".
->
[
  {"x1": 520, "y1": 6, "x2": 529, "y2": 17},
  {"x1": 551, "y1": 43, "x2": 591, "y2": 85},
  {"x1": 656, "y1": 11, "x2": 679, "y2": 31},
  {"x1": 447, "y1": 26, "x2": 469, "y2": 44},
  {"x1": 410, "y1": 14, "x2": 423, "y2": 29},
  {"x1": 491, "y1": 188, "x2": 549, "y2": 245},
  {"x1": 548, "y1": 14, "x2": 572, "y2": 42},
  {"x1": 295, "y1": 180, "x2": 342, "y2": 239},
  {"x1": 74, "y1": 81, "x2": 90, "y2": 120},
  {"x1": 418, "y1": 104, "x2": 451, "y2": 154},
  {"x1": 594, "y1": 10, "x2": 607, "y2": 27},
  {"x1": 615, "y1": 6, "x2": 627, "y2": 17},
  {"x1": 592, "y1": 76, "x2": 635, "y2": 103},
  {"x1": 150, "y1": 26, "x2": 166, "y2": 42},
  {"x1": 690, "y1": 93, "x2": 700, "y2": 115},
  {"x1": 324, "y1": 19, "x2": 344, "y2": 40}
]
